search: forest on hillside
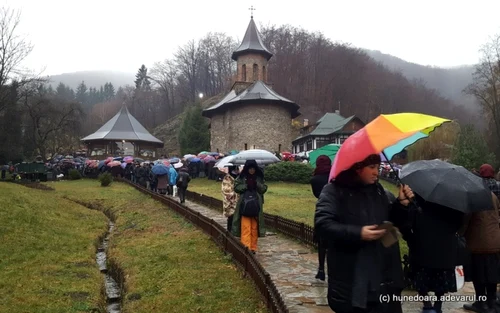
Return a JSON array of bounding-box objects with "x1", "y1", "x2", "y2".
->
[
  {"x1": 56, "y1": 24, "x2": 477, "y2": 134},
  {"x1": 0, "y1": 6, "x2": 490, "y2": 162}
]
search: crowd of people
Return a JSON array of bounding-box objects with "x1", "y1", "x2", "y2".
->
[
  {"x1": 5, "y1": 149, "x2": 500, "y2": 313},
  {"x1": 312, "y1": 155, "x2": 500, "y2": 313}
]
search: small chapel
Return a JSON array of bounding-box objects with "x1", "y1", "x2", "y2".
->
[{"x1": 202, "y1": 11, "x2": 300, "y2": 153}]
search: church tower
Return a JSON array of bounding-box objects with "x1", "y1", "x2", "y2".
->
[
  {"x1": 231, "y1": 10, "x2": 273, "y2": 93},
  {"x1": 202, "y1": 9, "x2": 300, "y2": 153}
]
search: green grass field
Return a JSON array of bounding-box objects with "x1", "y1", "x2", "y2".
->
[
  {"x1": 188, "y1": 179, "x2": 408, "y2": 256},
  {"x1": 49, "y1": 180, "x2": 268, "y2": 313},
  {"x1": 0, "y1": 182, "x2": 107, "y2": 313},
  {"x1": 189, "y1": 178, "x2": 398, "y2": 225}
]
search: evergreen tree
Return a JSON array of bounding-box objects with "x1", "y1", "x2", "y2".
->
[
  {"x1": 178, "y1": 103, "x2": 210, "y2": 155},
  {"x1": 134, "y1": 65, "x2": 151, "y2": 91},
  {"x1": 452, "y1": 124, "x2": 496, "y2": 169},
  {"x1": 56, "y1": 83, "x2": 75, "y2": 101},
  {"x1": 75, "y1": 81, "x2": 88, "y2": 105},
  {"x1": 104, "y1": 82, "x2": 115, "y2": 101}
]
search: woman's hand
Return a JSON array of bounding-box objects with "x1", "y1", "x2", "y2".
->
[
  {"x1": 361, "y1": 225, "x2": 386, "y2": 241},
  {"x1": 398, "y1": 184, "x2": 414, "y2": 206}
]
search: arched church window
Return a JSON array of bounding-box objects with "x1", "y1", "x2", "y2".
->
[
  {"x1": 253, "y1": 64, "x2": 258, "y2": 81},
  {"x1": 241, "y1": 64, "x2": 246, "y2": 81}
]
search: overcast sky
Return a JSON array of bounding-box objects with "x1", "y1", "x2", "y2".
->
[{"x1": 2, "y1": 0, "x2": 499, "y2": 75}]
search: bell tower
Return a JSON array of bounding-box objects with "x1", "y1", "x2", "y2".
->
[{"x1": 231, "y1": 7, "x2": 273, "y2": 92}]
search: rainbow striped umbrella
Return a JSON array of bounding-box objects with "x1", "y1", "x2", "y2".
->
[{"x1": 330, "y1": 113, "x2": 450, "y2": 180}]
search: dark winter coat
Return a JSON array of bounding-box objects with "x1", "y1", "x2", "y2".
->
[
  {"x1": 462, "y1": 192, "x2": 500, "y2": 254},
  {"x1": 176, "y1": 170, "x2": 191, "y2": 188},
  {"x1": 310, "y1": 173, "x2": 329, "y2": 199},
  {"x1": 410, "y1": 198, "x2": 463, "y2": 269},
  {"x1": 315, "y1": 175, "x2": 409, "y2": 311}
]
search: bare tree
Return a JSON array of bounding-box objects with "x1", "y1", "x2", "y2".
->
[
  {"x1": 0, "y1": 7, "x2": 33, "y2": 113},
  {"x1": 21, "y1": 84, "x2": 83, "y2": 158},
  {"x1": 175, "y1": 40, "x2": 200, "y2": 103},
  {"x1": 150, "y1": 59, "x2": 178, "y2": 115},
  {"x1": 465, "y1": 34, "x2": 500, "y2": 156}
]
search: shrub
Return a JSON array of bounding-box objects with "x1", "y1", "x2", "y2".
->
[
  {"x1": 68, "y1": 169, "x2": 82, "y2": 180},
  {"x1": 98, "y1": 172, "x2": 113, "y2": 187},
  {"x1": 264, "y1": 161, "x2": 313, "y2": 184}
]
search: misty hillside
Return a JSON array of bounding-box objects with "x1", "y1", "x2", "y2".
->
[
  {"x1": 47, "y1": 70, "x2": 135, "y2": 89},
  {"x1": 366, "y1": 50, "x2": 477, "y2": 109}
]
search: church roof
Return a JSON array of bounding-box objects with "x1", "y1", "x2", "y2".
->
[
  {"x1": 231, "y1": 18, "x2": 273, "y2": 61},
  {"x1": 81, "y1": 106, "x2": 163, "y2": 146},
  {"x1": 202, "y1": 80, "x2": 300, "y2": 118}
]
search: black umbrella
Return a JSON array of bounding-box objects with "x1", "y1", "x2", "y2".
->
[{"x1": 399, "y1": 159, "x2": 493, "y2": 213}]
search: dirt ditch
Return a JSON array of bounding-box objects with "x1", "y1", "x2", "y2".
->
[
  {"x1": 65, "y1": 197, "x2": 124, "y2": 313},
  {"x1": 9, "y1": 181, "x2": 55, "y2": 190}
]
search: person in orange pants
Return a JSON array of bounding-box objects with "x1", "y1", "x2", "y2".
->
[
  {"x1": 232, "y1": 160, "x2": 267, "y2": 254},
  {"x1": 240, "y1": 216, "x2": 259, "y2": 251}
]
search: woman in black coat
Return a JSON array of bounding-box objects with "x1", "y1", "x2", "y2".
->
[
  {"x1": 310, "y1": 155, "x2": 332, "y2": 281},
  {"x1": 410, "y1": 194, "x2": 464, "y2": 313},
  {"x1": 315, "y1": 154, "x2": 414, "y2": 313}
]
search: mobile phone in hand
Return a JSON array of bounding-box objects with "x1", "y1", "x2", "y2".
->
[{"x1": 375, "y1": 221, "x2": 393, "y2": 231}]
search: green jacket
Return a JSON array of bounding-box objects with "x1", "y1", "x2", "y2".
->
[{"x1": 231, "y1": 175, "x2": 267, "y2": 237}]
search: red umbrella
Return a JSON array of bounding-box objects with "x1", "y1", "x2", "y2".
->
[{"x1": 104, "y1": 157, "x2": 114, "y2": 164}]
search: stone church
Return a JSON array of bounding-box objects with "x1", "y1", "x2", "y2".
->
[{"x1": 202, "y1": 16, "x2": 300, "y2": 153}]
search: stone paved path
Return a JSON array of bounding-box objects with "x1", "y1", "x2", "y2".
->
[{"x1": 172, "y1": 196, "x2": 475, "y2": 313}]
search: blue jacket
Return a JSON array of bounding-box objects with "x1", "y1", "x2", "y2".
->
[{"x1": 168, "y1": 167, "x2": 178, "y2": 185}]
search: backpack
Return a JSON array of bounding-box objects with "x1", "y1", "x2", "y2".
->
[{"x1": 240, "y1": 190, "x2": 261, "y2": 217}]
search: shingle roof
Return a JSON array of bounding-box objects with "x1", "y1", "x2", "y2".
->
[
  {"x1": 202, "y1": 81, "x2": 300, "y2": 118},
  {"x1": 231, "y1": 18, "x2": 273, "y2": 61},
  {"x1": 310, "y1": 113, "x2": 356, "y2": 136},
  {"x1": 81, "y1": 106, "x2": 163, "y2": 146},
  {"x1": 293, "y1": 113, "x2": 358, "y2": 141}
]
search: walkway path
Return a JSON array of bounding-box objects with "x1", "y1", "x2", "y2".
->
[{"x1": 173, "y1": 196, "x2": 474, "y2": 313}]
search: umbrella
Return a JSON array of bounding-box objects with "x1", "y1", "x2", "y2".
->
[
  {"x1": 330, "y1": 113, "x2": 450, "y2": 180},
  {"x1": 104, "y1": 157, "x2": 114, "y2": 164},
  {"x1": 123, "y1": 156, "x2": 134, "y2": 163},
  {"x1": 113, "y1": 157, "x2": 123, "y2": 161},
  {"x1": 199, "y1": 151, "x2": 209, "y2": 155},
  {"x1": 209, "y1": 152, "x2": 219, "y2": 156},
  {"x1": 230, "y1": 149, "x2": 280, "y2": 165},
  {"x1": 198, "y1": 154, "x2": 208, "y2": 159},
  {"x1": 134, "y1": 158, "x2": 145, "y2": 163},
  {"x1": 309, "y1": 144, "x2": 341, "y2": 167},
  {"x1": 108, "y1": 161, "x2": 122, "y2": 167},
  {"x1": 183, "y1": 154, "x2": 196, "y2": 159},
  {"x1": 97, "y1": 160, "x2": 106, "y2": 169},
  {"x1": 215, "y1": 155, "x2": 235, "y2": 169},
  {"x1": 399, "y1": 159, "x2": 493, "y2": 213},
  {"x1": 203, "y1": 155, "x2": 216, "y2": 163},
  {"x1": 169, "y1": 157, "x2": 180, "y2": 163},
  {"x1": 121, "y1": 162, "x2": 127, "y2": 169},
  {"x1": 229, "y1": 149, "x2": 239, "y2": 155},
  {"x1": 151, "y1": 164, "x2": 170, "y2": 175},
  {"x1": 162, "y1": 160, "x2": 170, "y2": 166},
  {"x1": 190, "y1": 157, "x2": 201, "y2": 163},
  {"x1": 173, "y1": 162, "x2": 183, "y2": 169}
]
